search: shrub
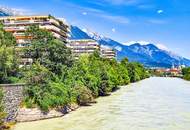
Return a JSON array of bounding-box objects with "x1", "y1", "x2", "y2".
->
[
  {"x1": 182, "y1": 67, "x2": 190, "y2": 81},
  {"x1": 74, "y1": 85, "x2": 94, "y2": 106}
]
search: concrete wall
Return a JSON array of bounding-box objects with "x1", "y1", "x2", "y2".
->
[{"x1": 0, "y1": 84, "x2": 25, "y2": 122}]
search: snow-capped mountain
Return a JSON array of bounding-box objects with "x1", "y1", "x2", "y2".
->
[
  {"x1": 70, "y1": 26, "x2": 92, "y2": 40},
  {"x1": 127, "y1": 43, "x2": 190, "y2": 67},
  {"x1": 70, "y1": 26, "x2": 190, "y2": 68},
  {"x1": 0, "y1": 9, "x2": 10, "y2": 16},
  {"x1": 0, "y1": 6, "x2": 21, "y2": 16}
]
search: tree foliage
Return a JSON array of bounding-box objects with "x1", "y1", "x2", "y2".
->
[
  {"x1": 0, "y1": 23, "x2": 19, "y2": 84},
  {"x1": 182, "y1": 67, "x2": 190, "y2": 81},
  {"x1": 25, "y1": 25, "x2": 73, "y2": 75},
  {"x1": 22, "y1": 26, "x2": 149, "y2": 112},
  {"x1": 0, "y1": 23, "x2": 150, "y2": 113}
]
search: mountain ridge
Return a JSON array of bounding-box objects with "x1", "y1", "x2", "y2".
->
[{"x1": 70, "y1": 26, "x2": 190, "y2": 68}]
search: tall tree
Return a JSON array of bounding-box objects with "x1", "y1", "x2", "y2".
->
[
  {"x1": 25, "y1": 25, "x2": 73, "y2": 75},
  {"x1": 0, "y1": 23, "x2": 18, "y2": 83}
]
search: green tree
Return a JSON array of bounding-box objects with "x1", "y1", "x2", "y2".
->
[
  {"x1": 24, "y1": 63, "x2": 73, "y2": 111},
  {"x1": 25, "y1": 25, "x2": 73, "y2": 75},
  {"x1": 24, "y1": 63, "x2": 53, "y2": 111},
  {"x1": 117, "y1": 64, "x2": 130, "y2": 85},
  {"x1": 182, "y1": 67, "x2": 190, "y2": 80},
  {"x1": 99, "y1": 67, "x2": 110, "y2": 96},
  {"x1": 0, "y1": 23, "x2": 18, "y2": 83}
]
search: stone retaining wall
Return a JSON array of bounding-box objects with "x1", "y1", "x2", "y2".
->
[
  {"x1": 0, "y1": 84, "x2": 25, "y2": 122},
  {"x1": 1, "y1": 84, "x2": 79, "y2": 122}
]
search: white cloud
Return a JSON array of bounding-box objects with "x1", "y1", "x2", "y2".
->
[
  {"x1": 100, "y1": 15, "x2": 130, "y2": 24},
  {"x1": 112, "y1": 28, "x2": 116, "y2": 32},
  {"x1": 103, "y1": 0, "x2": 140, "y2": 5},
  {"x1": 157, "y1": 10, "x2": 164, "y2": 14},
  {"x1": 80, "y1": 6, "x2": 130, "y2": 24},
  {"x1": 62, "y1": 2, "x2": 130, "y2": 25},
  {"x1": 148, "y1": 19, "x2": 167, "y2": 24},
  {"x1": 137, "y1": 4, "x2": 155, "y2": 10},
  {"x1": 82, "y1": 12, "x2": 87, "y2": 15}
]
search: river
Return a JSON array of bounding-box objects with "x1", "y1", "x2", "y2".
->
[{"x1": 13, "y1": 77, "x2": 190, "y2": 130}]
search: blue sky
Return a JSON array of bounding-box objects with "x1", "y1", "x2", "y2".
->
[{"x1": 0, "y1": 0, "x2": 190, "y2": 58}]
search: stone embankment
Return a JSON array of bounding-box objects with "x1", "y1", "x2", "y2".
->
[
  {"x1": 1, "y1": 84, "x2": 79, "y2": 122},
  {"x1": 1, "y1": 84, "x2": 24, "y2": 122}
]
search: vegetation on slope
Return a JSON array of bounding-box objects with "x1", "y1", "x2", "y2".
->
[
  {"x1": 182, "y1": 67, "x2": 190, "y2": 81},
  {"x1": 0, "y1": 23, "x2": 19, "y2": 84},
  {"x1": 22, "y1": 25, "x2": 149, "y2": 111},
  {"x1": 0, "y1": 24, "x2": 150, "y2": 112}
]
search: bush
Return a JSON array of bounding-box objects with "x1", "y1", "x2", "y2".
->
[
  {"x1": 7, "y1": 77, "x2": 21, "y2": 84},
  {"x1": 74, "y1": 85, "x2": 94, "y2": 106},
  {"x1": 182, "y1": 67, "x2": 190, "y2": 81},
  {"x1": 24, "y1": 63, "x2": 53, "y2": 111},
  {"x1": 184, "y1": 74, "x2": 190, "y2": 81}
]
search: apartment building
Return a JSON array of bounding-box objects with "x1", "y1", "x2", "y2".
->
[
  {"x1": 68, "y1": 39, "x2": 100, "y2": 59},
  {"x1": 100, "y1": 45, "x2": 116, "y2": 59},
  {"x1": 68, "y1": 39, "x2": 116, "y2": 60},
  {"x1": 0, "y1": 15, "x2": 70, "y2": 65},
  {"x1": 0, "y1": 15, "x2": 70, "y2": 47}
]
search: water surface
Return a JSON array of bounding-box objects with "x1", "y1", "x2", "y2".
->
[{"x1": 14, "y1": 77, "x2": 190, "y2": 130}]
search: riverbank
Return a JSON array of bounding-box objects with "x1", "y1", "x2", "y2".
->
[
  {"x1": 12, "y1": 77, "x2": 190, "y2": 130},
  {"x1": 16, "y1": 104, "x2": 79, "y2": 122},
  {"x1": 9, "y1": 79, "x2": 137, "y2": 127},
  {"x1": 6, "y1": 76, "x2": 188, "y2": 123},
  {"x1": 15, "y1": 83, "x2": 126, "y2": 122}
]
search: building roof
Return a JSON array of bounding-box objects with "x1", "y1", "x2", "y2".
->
[
  {"x1": 69, "y1": 39, "x2": 96, "y2": 42},
  {"x1": 0, "y1": 14, "x2": 69, "y2": 26}
]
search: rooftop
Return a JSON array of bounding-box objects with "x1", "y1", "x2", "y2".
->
[
  {"x1": 0, "y1": 14, "x2": 69, "y2": 26},
  {"x1": 70, "y1": 39, "x2": 96, "y2": 42}
]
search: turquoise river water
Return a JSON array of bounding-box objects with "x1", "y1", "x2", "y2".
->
[{"x1": 13, "y1": 77, "x2": 190, "y2": 130}]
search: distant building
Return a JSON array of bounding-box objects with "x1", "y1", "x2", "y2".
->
[
  {"x1": 0, "y1": 15, "x2": 70, "y2": 66},
  {"x1": 168, "y1": 68, "x2": 182, "y2": 76},
  {"x1": 154, "y1": 65, "x2": 183, "y2": 77},
  {"x1": 68, "y1": 39, "x2": 117, "y2": 60},
  {"x1": 68, "y1": 39, "x2": 100, "y2": 59},
  {"x1": 100, "y1": 45, "x2": 116, "y2": 59}
]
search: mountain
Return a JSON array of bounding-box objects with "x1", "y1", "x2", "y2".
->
[
  {"x1": 0, "y1": 6, "x2": 21, "y2": 17},
  {"x1": 0, "y1": 7, "x2": 13, "y2": 16},
  {"x1": 127, "y1": 43, "x2": 190, "y2": 67},
  {"x1": 70, "y1": 26, "x2": 92, "y2": 40},
  {"x1": 70, "y1": 26, "x2": 190, "y2": 68},
  {"x1": 0, "y1": 11, "x2": 9, "y2": 16}
]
